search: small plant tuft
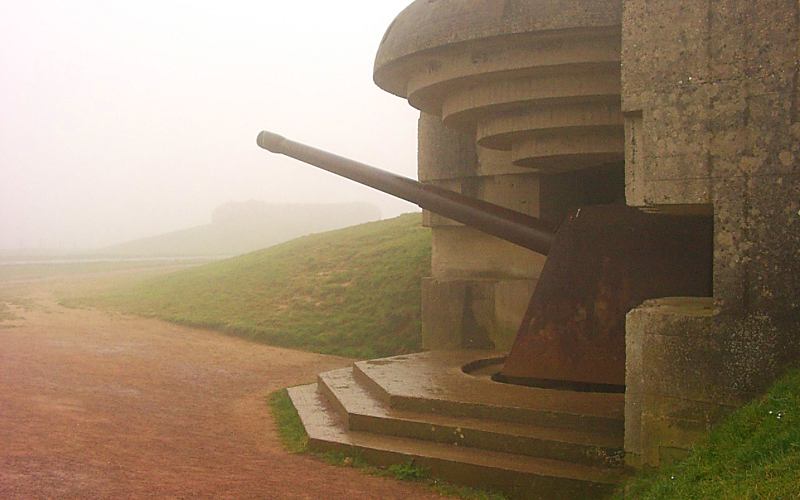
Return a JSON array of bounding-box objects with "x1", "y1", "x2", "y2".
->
[{"x1": 387, "y1": 461, "x2": 429, "y2": 481}]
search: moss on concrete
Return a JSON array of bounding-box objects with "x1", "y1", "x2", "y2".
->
[{"x1": 618, "y1": 367, "x2": 800, "y2": 499}]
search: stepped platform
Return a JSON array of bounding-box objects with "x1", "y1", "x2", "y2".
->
[{"x1": 288, "y1": 351, "x2": 626, "y2": 499}]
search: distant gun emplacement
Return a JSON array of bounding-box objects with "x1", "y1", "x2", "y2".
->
[{"x1": 257, "y1": 130, "x2": 713, "y2": 393}]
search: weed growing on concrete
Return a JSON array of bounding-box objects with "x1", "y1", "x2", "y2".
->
[{"x1": 387, "y1": 461, "x2": 429, "y2": 481}]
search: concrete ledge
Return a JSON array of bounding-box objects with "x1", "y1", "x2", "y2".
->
[
  {"x1": 291, "y1": 381, "x2": 620, "y2": 499},
  {"x1": 288, "y1": 347, "x2": 628, "y2": 498},
  {"x1": 625, "y1": 297, "x2": 799, "y2": 467},
  {"x1": 353, "y1": 351, "x2": 624, "y2": 433}
]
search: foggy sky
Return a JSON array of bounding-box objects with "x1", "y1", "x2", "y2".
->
[{"x1": 0, "y1": 0, "x2": 419, "y2": 250}]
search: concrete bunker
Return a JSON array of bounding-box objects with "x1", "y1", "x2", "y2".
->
[{"x1": 270, "y1": 0, "x2": 799, "y2": 496}]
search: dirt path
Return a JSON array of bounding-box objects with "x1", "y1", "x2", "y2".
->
[{"x1": 0, "y1": 286, "x2": 442, "y2": 499}]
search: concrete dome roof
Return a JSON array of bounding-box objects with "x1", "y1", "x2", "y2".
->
[{"x1": 374, "y1": 0, "x2": 622, "y2": 97}]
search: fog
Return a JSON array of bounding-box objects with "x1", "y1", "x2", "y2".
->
[{"x1": 0, "y1": 0, "x2": 419, "y2": 251}]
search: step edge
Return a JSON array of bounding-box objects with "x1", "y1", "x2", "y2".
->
[
  {"x1": 348, "y1": 412, "x2": 625, "y2": 468},
  {"x1": 289, "y1": 384, "x2": 624, "y2": 485},
  {"x1": 350, "y1": 362, "x2": 624, "y2": 433},
  {"x1": 320, "y1": 367, "x2": 622, "y2": 448},
  {"x1": 307, "y1": 429, "x2": 624, "y2": 487}
]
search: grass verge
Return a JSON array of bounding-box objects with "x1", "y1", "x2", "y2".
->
[
  {"x1": 268, "y1": 389, "x2": 507, "y2": 500},
  {"x1": 268, "y1": 389, "x2": 309, "y2": 453},
  {"x1": 62, "y1": 214, "x2": 431, "y2": 358},
  {"x1": 618, "y1": 368, "x2": 800, "y2": 499}
]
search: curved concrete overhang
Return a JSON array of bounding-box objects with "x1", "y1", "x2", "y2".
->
[
  {"x1": 375, "y1": 0, "x2": 622, "y2": 97},
  {"x1": 373, "y1": 0, "x2": 624, "y2": 173}
]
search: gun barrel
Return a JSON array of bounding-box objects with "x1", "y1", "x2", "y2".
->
[{"x1": 257, "y1": 131, "x2": 555, "y2": 255}]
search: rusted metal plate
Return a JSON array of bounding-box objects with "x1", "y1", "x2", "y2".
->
[{"x1": 497, "y1": 205, "x2": 713, "y2": 391}]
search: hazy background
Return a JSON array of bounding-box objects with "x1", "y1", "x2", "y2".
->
[{"x1": 0, "y1": 0, "x2": 419, "y2": 251}]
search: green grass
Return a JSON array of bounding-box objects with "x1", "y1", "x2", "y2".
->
[
  {"x1": 387, "y1": 461, "x2": 430, "y2": 481},
  {"x1": 268, "y1": 389, "x2": 507, "y2": 500},
  {"x1": 63, "y1": 214, "x2": 431, "y2": 358},
  {"x1": 619, "y1": 368, "x2": 800, "y2": 499},
  {"x1": 268, "y1": 389, "x2": 309, "y2": 453}
]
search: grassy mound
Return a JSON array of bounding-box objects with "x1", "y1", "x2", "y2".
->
[
  {"x1": 66, "y1": 213, "x2": 430, "y2": 358},
  {"x1": 620, "y1": 368, "x2": 800, "y2": 499}
]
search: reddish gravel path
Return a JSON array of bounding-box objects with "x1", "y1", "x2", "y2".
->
[{"x1": 0, "y1": 290, "x2": 442, "y2": 499}]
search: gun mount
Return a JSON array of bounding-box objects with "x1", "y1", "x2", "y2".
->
[{"x1": 257, "y1": 131, "x2": 713, "y2": 392}]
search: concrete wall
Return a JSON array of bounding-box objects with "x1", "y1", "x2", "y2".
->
[
  {"x1": 417, "y1": 112, "x2": 624, "y2": 351},
  {"x1": 622, "y1": 0, "x2": 800, "y2": 467},
  {"x1": 376, "y1": 2, "x2": 627, "y2": 353},
  {"x1": 418, "y1": 113, "x2": 543, "y2": 350}
]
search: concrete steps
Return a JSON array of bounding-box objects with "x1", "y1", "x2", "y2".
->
[
  {"x1": 287, "y1": 351, "x2": 626, "y2": 499},
  {"x1": 352, "y1": 353, "x2": 625, "y2": 434},
  {"x1": 319, "y1": 368, "x2": 622, "y2": 467}
]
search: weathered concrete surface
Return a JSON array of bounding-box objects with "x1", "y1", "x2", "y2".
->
[
  {"x1": 432, "y1": 227, "x2": 546, "y2": 280},
  {"x1": 318, "y1": 367, "x2": 621, "y2": 465},
  {"x1": 422, "y1": 279, "x2": 494, "y2": 350},
  {"x1": 418, "y1": 112, "x2": 480, "y2": 182},
  {"x1": 288, "y1": 351, "x2": 626, "y2": 498},
  {"x1": 622, "y1": 0, "x2": 800, "y2": 313},
  {"x1": 396, "y1": 1, "x2": 627, "y2": 350},
  {"x1": 375, "y1": 0, "x2": 622, "y2": 97},
  {"x1": 421, "y1": 278, "x2": 536, "y2": 351},
  {"x1": 377, "y1": 0, "x2": 624, "y2": 171},
  {"x1": 418, "y1": 105, "x2": 543, "y2": 349},
  {"x1": 625, "y1": 298, "x2": 797, "y2": 467},
  {"x1": 352, "y1": 352, "x2": 623, "y2": 429},
  {"x1": 374, "y1": 0, "x2": 798, "y2": 476},
  {"x1": 622, "y1": 0, "x2": 800, "y2": 467}
]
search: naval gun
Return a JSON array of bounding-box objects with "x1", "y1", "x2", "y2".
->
[{"x1": 257, "y1": 131, "x2": 713, "y2": 393}]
